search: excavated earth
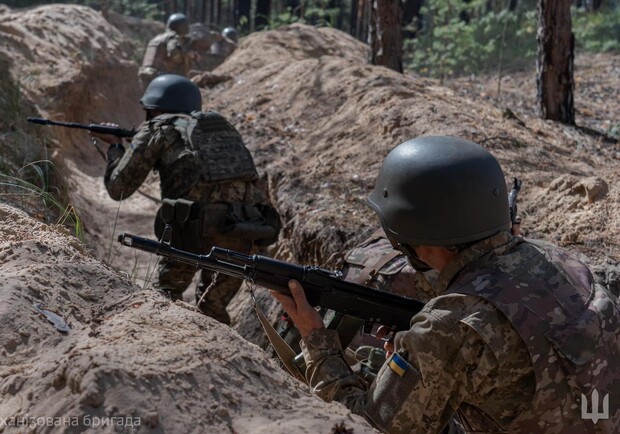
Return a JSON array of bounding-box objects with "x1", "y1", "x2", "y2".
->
[{"x1": 0, "y1": 3, "x2": 619, "y2": 432}]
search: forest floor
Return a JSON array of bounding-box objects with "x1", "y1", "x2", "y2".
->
[{"x1": 0, "y1": 3, "x2": 618, "y2": 432}]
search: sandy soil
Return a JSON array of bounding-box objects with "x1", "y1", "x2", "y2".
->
[{"x1": 0, "y1": 3, "x2": 618, "y2": 431}]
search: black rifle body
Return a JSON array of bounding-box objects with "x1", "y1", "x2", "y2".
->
[
  {"x1": 118, "y1": 233, "x2": 425, "y2": 332},
  {"x1": 27, "y1": 117, "x2": 136, "y2": 138},
  {"x1": 508, "y1": 177, "x2": 522, "y2": 226}
]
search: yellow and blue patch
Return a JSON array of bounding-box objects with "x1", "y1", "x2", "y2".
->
[{"x1": 387, "y1": 353, "x2": 409, "y2": 377}]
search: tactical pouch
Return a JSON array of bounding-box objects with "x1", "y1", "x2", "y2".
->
[
  {"x1": 156, "y1": 199, "x2": 281, "y2": 248},
  {"x1": 155, "y1": 198, "x2": 205, "y2": 253},
  {"x1": 255, "y1": 203, "x2": 281, "y2": 246},
  {"x1": 209, "y1": 203, "x2": 280, "y2": 246}
]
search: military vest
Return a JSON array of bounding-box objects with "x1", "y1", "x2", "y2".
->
[
  {"x1": 449, "y1": 238, "x2": 620, "y2": 433},
  {"x1": 342, "y1": 227, "x2": 436, "y2": 301},
  {"x1": 156, "y1": 111, "x2": 258, "y2": 197}
]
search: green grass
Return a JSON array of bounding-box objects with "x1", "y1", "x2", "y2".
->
[{"x1": 0, "y1": 162, "x2": 84, "y2": 241}]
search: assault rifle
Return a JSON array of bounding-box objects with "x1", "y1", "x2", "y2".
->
[
  {"x1": 117, "y1": 229, "x2": 425, "y2": 333},
  {"x1": 509, "y1": 177, "x2": 523, "y2": 235},
  {"x1": 27, "y1": 117, "x2": 136, "y2": 138}
]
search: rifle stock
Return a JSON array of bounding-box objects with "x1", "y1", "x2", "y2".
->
[
  {"x1": 118, "y1": 232, "x2": 424, "y2": 332},
  {"x1": 27, "y1": 117, "x2": 136, "y2": 138}
]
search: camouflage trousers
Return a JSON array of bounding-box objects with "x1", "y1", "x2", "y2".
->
[{"x1": 154, "y1": 235, "x2": 253, "y2": 325}]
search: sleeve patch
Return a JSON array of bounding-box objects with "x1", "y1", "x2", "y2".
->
[{"x1": 388, "y1": 353, "x2": 409, "y2": 377}]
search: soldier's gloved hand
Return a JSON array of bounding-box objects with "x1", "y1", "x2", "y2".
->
[
  {"x1": 89, "y1": 122, "x2": 123, "y2": 145},
  {"x1": 269, "y1": 280, "x2": 325, "y2": 338}
]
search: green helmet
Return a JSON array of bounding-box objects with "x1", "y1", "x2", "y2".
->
[
  {"x1": 367, "y1": 136, "x2": 511, "y2": 247},
  {"x1": 140, "y1": 74, "x2": 201, "y2": 113},
  {"x1": 222, "y1": 27, "x2": 239, "y2": 43},
  {"x1": 166, "y1": 13, "x2": 189, "y2": 35}
]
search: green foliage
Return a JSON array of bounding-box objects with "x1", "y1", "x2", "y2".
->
[
  {"x1": 262, "y1": 0, "x2": 340, "y2": 30},
  {"x1": 405, "y1": 0, "x2": 537, "y2": 79},
  {"x1": 573, "y1": 6, "x2": 620, "y2": 53}
]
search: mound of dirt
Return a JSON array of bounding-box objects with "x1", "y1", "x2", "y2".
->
[
  {"x1": 206, "y1": 23, "x2": 619, "y2": 279},
  {"x1": 0, "y1": 203, "x2": 374, "y2": 433},
  {"x1": 0, "y1": 4, "x2": 618, "y2": 428},
  {"x1": 0, "y1": 3, "x2": 158, "y2": 271}
]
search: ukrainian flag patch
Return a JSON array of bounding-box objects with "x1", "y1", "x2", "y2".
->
[{"x1": 388, "y1": 353, "x2": 408, "y2": 377}]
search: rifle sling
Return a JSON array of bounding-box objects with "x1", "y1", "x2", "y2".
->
[
  {"x1": 250, "y1": 291, "x2": 307, "y2": 384},
  {"x1": 360, "y1": 250, "x2": 401, "y2": 285}
]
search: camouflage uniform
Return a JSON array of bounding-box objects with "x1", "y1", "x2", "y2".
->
[
  {"x1": 105, "y1": 111, "x2": 267, "y2": 324},
  {"x1": 138, "y1": 31, "x2": 193, "y2": 89},
  {"x1": 341, "y1": 227, "x2": 437, "y2": 301},
  {"x1": 300, "y1": 231, "x2": 620, "y2": 433},
  {"x1": 339, "y1": 227, "x2": 437, "y2": 355},
  {"x1": 277, "y1": 227, "x2": 436, "y2": 354}
]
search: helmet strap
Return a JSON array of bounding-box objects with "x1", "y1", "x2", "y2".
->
[{"x1": 398, "y1": 242, "x2": 432, "y2": 272}]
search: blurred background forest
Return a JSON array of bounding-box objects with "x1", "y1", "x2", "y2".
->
[{"x1": 4, "y1": 0, "x2": 619, "y2": 80}]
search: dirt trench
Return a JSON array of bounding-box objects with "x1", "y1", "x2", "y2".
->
[{"x1": 0, "y1": 3, "x2": 619, "y2": 432}]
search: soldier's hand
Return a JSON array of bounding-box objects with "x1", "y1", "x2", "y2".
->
[
  {"x1": 269, "y1": 280, "x2": 325, "y2": 338},
  {"x1": 90, "y1": 122, "x2": 123, "y2": 145},
  {"x1": 375, "y1": 325, "x2": 395, "y2": 358}
]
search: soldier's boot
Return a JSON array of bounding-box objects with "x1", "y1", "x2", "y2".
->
[
  {"x1": 152, "y1": 285, "x2": 184, "y2": 302},
  {"x1": 198, "y1": 303, "x2": 232, "y2": 325},
  {"x1": 155, "y1": 258, "x2": 196, "y2": 302}
]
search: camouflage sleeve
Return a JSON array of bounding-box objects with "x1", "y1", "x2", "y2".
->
[
  {"x1": 300, "y1": 329, "x2": 370, "y2": 413},
  {"x1": 104, "y1": 121, "x2": 170, "y2": 201},
  {"x1": 166, "y1": 37, "x2": 185, "y2": 63},
  {"x1": 301, "y1": 294, "x2": 534, "y2": 434}
]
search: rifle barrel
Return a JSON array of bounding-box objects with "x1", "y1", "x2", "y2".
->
[
  {"x1": 27, "y1": 117, "x2": 136, "y2": 138},
  {"x1": 118, "y1": 232, "x2": 425, "y2": 332}
]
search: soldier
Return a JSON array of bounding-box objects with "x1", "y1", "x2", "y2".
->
[
  {"x1": 271, "y1": 226, "x2": 436, "y2": 388},
  {"x1": 138, "y1": 13, "x2": 196, "y2": 89},
  {"x1": 270, "y1": 136, "x2": 620, "y2": 433},
  {"x1": 92, "y1": 74, "x2": 278, "y2": 325},
  {"x1": 208, "y1": 27, "x2": 238, "y2": 65}
]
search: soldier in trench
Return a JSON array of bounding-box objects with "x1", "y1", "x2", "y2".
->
[
  {"x1": 270, "y1": 136, "x2": 620, "y2": 433},
  {"x1": 138, "y1": 13, "x2": 198, "y2": 89},
  {"x1": 92, "y1": 74, "x2": 279, "y2": 325}
]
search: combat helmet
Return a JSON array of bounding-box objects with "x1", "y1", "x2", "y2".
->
[
  {"x1": 166, "y1": 13, "x2": 189, "y2": 35},
  {"x1": 222, "y1": 27, "x2": 239, "y2": 43},
  {"x1": 140, "y1": 74, "x2": 202, "y2": 113},
  {"x1": 367, "y1": 136, "x2": 511, "y2": 247}
]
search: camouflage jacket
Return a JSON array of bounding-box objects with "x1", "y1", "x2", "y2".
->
[
  {"x1": 300, "y1": 231, "x2": 620, "y2": 433},
  {"x1": 339, "y1": 228, "x2": 437, "y2": 355},
  {"x1": 342, "y1": 227, "x2": 437, "y2": 302},
  {"x1": 104, "y1": 112, "x2": 265, "y2": 206},
  {"x1": 138, "y1": 31, "x2": 192, "y2": 86}
]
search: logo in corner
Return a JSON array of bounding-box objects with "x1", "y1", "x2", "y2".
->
[{"x1": 581, "y1": 390, "x2": 609, "y2": 424}]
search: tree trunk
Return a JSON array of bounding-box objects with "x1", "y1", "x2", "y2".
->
[
  {"x1": 236, "y1": 0, "x2": 251, "y2": 31},
  {"x1": 368, "y1": 0, "x2": 403, "y2": 73},
  {"x1": 536, "y1": 0, "x2": 575, "y2": 124},
  {"x1": 255, "y1": 0, "x2": 271, "y2": 29}
]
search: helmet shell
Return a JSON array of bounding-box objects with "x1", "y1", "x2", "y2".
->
[
  {"x1": 140, "y1": 74, "x2": 202, "y2": 113},
  {"x1": 222, "y1": 27, "x2": 239, "y2": 43},
  {"x1": 367, "y1": 136, "x2": 511, "y2": 246},
  {"x1": 166, "y1": 13, "x2": 189, "y2": 35}
]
